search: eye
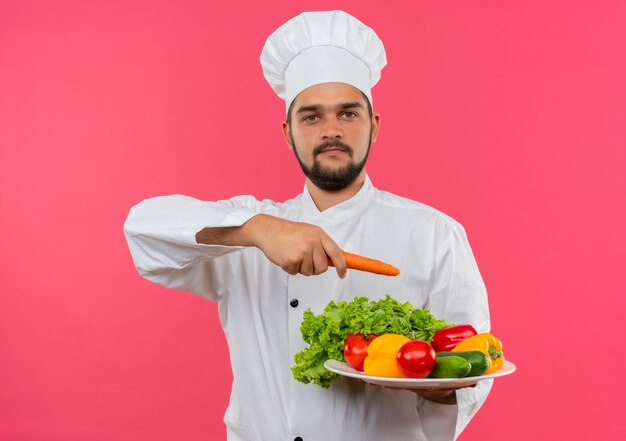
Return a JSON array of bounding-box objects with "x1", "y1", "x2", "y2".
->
[
  {"x1": 303, "y1": 114, "x2": 319, "y2": 123},
  {"x1": 342, "y1": 111, "x2": 358, "y2": 119}
]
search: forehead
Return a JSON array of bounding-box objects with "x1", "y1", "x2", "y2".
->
[{"x1": 294, "y1": 82, "x2": 366, "y2": 109}]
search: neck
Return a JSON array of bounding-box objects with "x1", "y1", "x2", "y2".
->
[{"x1": 306, "y1": 171, "x2": 367, "y2": 212}]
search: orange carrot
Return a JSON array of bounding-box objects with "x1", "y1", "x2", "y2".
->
[{"x1": 327, "y1": 251, "x2": 400, "y2": 276}]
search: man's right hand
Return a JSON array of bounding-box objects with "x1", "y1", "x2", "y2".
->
[{"x1": 195, "y1": 214, "x2": 347, "y2": 278}]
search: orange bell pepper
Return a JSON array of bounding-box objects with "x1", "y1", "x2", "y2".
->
[
  {"x1": 363, "y1": 334, "x2": 410, "y2": 377},
  {"x1": 452, "y1": 333, "x2": 504, "y2": 374}
]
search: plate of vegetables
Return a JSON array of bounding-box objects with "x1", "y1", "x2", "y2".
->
[{"x1": 292, "y1": 296, "x2": 516, "y2": 389}]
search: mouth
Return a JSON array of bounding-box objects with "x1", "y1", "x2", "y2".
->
[{"x1": 319, "y1": 147, "x2": 347, "y2": 155}]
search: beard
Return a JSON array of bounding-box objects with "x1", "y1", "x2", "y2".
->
[{"x1": 291, "y1": 133, "x2": 371, "y2": 192}]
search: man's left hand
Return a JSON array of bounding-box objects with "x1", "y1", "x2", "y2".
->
[
  {"x1": 385, "y1": 383, "x2": 477, "y2": 405},
  {"x1": 411, "y1": 388, "x2": 458, "y2": 405}
]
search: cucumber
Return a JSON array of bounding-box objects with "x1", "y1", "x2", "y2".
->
[
  {"x1": 437, "y1": 351, "x2": 490, "y2": 377},
  {"x1": 428, "y1": 355, "x2": 471, "y2": 378}
]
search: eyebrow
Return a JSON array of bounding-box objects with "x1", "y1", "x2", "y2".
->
[{"x1": 296, "y1": 102, "x2": 364, "y2": 114}]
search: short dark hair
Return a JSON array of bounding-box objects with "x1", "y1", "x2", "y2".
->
[{"x1": 286, "y1": 90, "x2": 373, "y2": 126}]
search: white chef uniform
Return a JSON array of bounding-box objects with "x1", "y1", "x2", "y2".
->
[{"x1": 123, "y1": 174, "x2": 492, "y2": 441}]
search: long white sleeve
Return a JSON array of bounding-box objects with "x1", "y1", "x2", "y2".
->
[{"x1": 123, "y1": 194, "x2": 264, "y2": 300}]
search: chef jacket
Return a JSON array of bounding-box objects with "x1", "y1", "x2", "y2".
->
[{"x1": 124, "y1": 174, "x2": 492, "y2": 441}]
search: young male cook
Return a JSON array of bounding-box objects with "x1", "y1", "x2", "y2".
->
[{"x1": 125, "y1": 10, "x2": 492, "y2": 441}]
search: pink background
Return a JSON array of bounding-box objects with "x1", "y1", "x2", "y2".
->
[{"x1": 1, "y1": 1, "x2": 625, "y2": 440}]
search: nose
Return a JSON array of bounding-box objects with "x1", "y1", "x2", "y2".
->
[{"x1": 320, "y1": 117, "x2": 343, "y2": 140}]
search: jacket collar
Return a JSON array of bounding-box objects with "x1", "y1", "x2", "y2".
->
[{"x1": 299, "y1": 174, "x2": 375, "y2": 225}]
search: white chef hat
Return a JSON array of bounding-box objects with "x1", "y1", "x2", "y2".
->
[{"x1": 260, "y1": 10, "x2": 387, "y2": 115}]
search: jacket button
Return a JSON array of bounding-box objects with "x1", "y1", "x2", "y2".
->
[
  {"x1": 294, "y1": 437, "x2": 303, "y2": 441},
  {"x1": 290, "y1": 299, "x2": 299, "y2": 308}
]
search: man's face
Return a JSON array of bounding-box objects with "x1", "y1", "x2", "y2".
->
[{"x1": 282, "y1": 83, "x2": 380, "y2": 191}]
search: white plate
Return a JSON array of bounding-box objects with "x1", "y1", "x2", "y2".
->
[{"x1": 324, "y1": 359, "x2": 516, "y2": 390}]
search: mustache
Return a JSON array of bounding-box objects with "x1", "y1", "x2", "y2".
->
[{"x1": 313, "y1": 140, "x2": 354, "y2": 157}]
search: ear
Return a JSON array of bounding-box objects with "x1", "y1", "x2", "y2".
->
[
  {"x1": 281, "y1": 121, "x2": 294, "y2": 151},
  {"x1": 370, "y1": 113, "x2": 381, "y2": 143}
]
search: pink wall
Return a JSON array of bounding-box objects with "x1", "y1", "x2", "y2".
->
[{"x1": 1, "y1": 1, "x2": 625, "y2": 440}]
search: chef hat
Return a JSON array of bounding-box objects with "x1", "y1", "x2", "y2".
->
[{"x1": 260, "y1": 10, "x2": 387, "y2": 115}]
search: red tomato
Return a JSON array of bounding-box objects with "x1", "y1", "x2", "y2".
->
[
  {"x1": 343, "y1": 334, "x2": 377, "y2": 371},
  {"x1": 396, "y1": 340, "x2": 436, "y2": 378}
]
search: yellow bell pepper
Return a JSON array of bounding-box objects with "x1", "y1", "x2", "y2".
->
[
  {"x1": 363, "y1": 334, "x2": 411, "y2": 377},
  {"x1": 452, "y1": 333, "x2": 504, "y2": 374}
]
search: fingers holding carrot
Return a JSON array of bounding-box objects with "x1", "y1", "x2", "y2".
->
[{"x1": 245, "y1": 214, "x2": 397, "y2": 278}]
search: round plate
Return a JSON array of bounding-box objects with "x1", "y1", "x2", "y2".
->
[{"x1": 324, "y1": 359, "x2": 516, "y2": 390}]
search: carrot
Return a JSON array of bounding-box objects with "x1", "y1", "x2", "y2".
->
[{"x1": 327, "y1": 251, "x2": 400, "y2": 276}]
